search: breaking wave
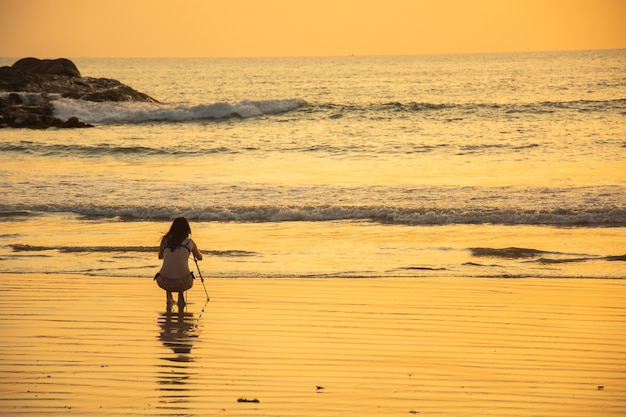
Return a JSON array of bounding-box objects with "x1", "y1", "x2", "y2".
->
[
  {"x1": 2, "y1": 204, "x2": 625, "y2": 227},
  {"x1": 35, "y1": 93, "x2": 626, "y2": 125},
  {"x1": 52, "y1": 97, "x2": 307, "y2": 124}
]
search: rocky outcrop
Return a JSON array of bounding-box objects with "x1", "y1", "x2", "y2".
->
[
  {"x1": 0, "y1": 91, "x2": 91, "y2": 129},
  {"x1": 0, "y1": 58, "x2": 159, "y2": 129},
  {"x1": 12, "y1": 57, "x2": 81, "y2": 77}
]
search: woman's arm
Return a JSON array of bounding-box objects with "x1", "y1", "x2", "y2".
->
[{"x1": 191, "y1": 240, "x2": 203, "y2": 260}]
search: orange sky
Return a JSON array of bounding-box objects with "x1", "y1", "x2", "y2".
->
[{"x1": 1, "y1": 0, "x2": 624, "y2": 58}]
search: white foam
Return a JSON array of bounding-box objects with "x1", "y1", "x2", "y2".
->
[
  {"x1": 52, "y1": 97, "x2": 307, "y2": 123},
  {"x1": 3, "y1": 202, "x2": 625, "y2": 227}
]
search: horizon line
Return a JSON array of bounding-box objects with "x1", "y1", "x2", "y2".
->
[{"x1": 1, "y1": 47, "x2": 624, "y2": 61}]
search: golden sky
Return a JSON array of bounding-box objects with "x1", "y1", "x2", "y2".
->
[{"x1": 1, "y1": 0, "x2": 624, "y2": 58}]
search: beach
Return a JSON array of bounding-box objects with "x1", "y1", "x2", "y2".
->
[
  {"x1": 1, "y1": 274, "x2": 624, "y2": 416},
  {"x1": 1, "y1": 51, "x2": 625, "y2": 415}
]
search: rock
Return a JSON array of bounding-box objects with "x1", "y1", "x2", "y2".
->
[
  {"x1": 61, "y1": 77, "x2": 158, "y2": 102},
  {"x1": 0, "y1": 93, "x2": 93, "y2": 129},
  {"x1": 0, "y1": 57, "x2": 158, "y2": 129},
  {"x1": 12, "y1": 57, "x2": 81, "y2": 77},
  {"x1": 7, "y1": 93, "x2": 22, "y2": 105}
]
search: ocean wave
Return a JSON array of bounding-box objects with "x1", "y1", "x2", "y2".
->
[
  {"x1": 9, "y1": 244, "x2": 157, "y2": 253},
  {"x1": 25, "y1": 91, "x2": 625, "y2": 125},
  {"x1": 184, "y1": 205, "x2": 626, "y2": 226},
  {"x1": 3, "y1": 204, "x2": 625, "y2": 227},
  {"x1": 315, "y1": 98, "x2": 626, "y2": 118},
  {"x1": 469, "y1": 246, "x2": 626, "y2": 264},
  {"x1": 0, "y1": 137, "x2": 537, "y2": 158},
  {"x1": 530, "y1": 254, "x2": 626, "y2": 264},
  {"x1": 0, "y1": 210, "x2": 40, "y2": 219},
  {"x1": 52, "y1": 97, "x2": 307, "y2": 123},
  {"x1": 0, "y1": 141, "x2": 232, "y2": 157},
  {"x1": 8, "y1": 244, "x2": 257, "y2": 257},
  {"x1": 470, "y1": 247, "x2": 554, "y2": 259}
]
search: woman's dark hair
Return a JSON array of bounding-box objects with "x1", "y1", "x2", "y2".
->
[{"x1": 162, "y1": 217, "x2": 191, "y2": 251}]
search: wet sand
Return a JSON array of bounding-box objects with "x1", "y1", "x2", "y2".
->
[{"x1": 1, "y1": 274, "x2": 625, "y2": 416}]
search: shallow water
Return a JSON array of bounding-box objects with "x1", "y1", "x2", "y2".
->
[{"x1": 1, "y1": 214, "x2": 625, "y2": 278}]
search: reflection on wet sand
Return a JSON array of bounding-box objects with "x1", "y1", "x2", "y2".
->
[{"x1": 156, "y1": 303, "x2": 202, "y2": 408}]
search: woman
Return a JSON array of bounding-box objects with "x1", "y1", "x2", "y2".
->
[{"x1": 155, "y1": 217, "x2": 203, "y2": 306}]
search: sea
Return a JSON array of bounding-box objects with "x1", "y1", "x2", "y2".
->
[{"x1": 1, "y1": 50, "x2": 625, "y2": 279}]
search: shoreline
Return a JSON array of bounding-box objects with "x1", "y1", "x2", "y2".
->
[{"x1": 1, "y1": 274, "x2": 625, "y2": 416}]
